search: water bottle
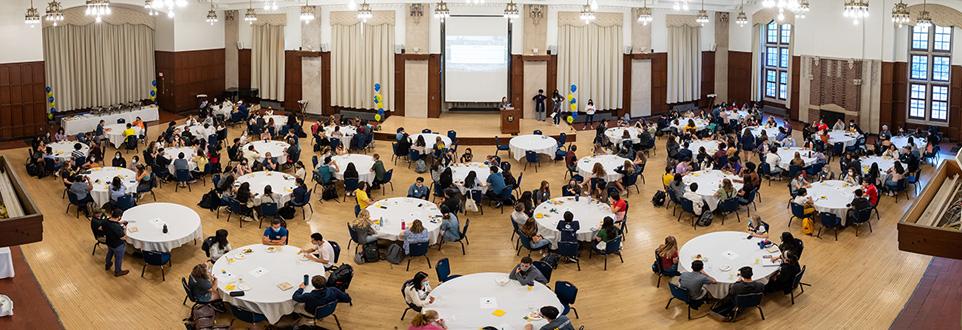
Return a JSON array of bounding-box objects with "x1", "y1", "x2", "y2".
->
[
  {"x1": 162, "y1": 224, "x2": 168, "y2": 234},
  {"x1": 401, "y1": 221, "x2": 406, "y2": 230}
]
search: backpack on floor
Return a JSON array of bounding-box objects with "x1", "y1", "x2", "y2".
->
[
  {"x1": 197, "y1": 189, "x2": 221, "y2": 211},
  {"x1": 363, "y1": 242, "x2": 380, "y2": 262},
  {"x1": 321, "y1": 183, "x2": 338, "y2": 200},
  {"x1": 414, "y1": 159, "x2": 428, "y2": 173},
  {"x1": 541, "y1": 254, "x2": 561, "y2": 269},
  {"x1": 326, "y1": 264, "x2": 354, "y2": 292},
  {"x1": 696, "y1": 202, "x2": 713, "y2": 226},
  {"x1": 182, "y1": 303, "x2": 226, "y2": 330},
  {"x1": 278, "y1": 205, "x2": 296, "y2": 219},
  {"x1": 386, "y1": 244, "x2": 404, "y2": 264},
  {"x1": 801, "y1": 217, "x2": 815, "y2": 235},
  {"x1": 651, "y1": 190, "x2": 666, "y2": 207}
]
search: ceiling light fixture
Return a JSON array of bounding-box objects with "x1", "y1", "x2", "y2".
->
[
  {"x1": 735, "y1": 0, "x2": 748, "y2": 27},
  {"x1": 300, "y1": 1, "x2": 315, "y2": 23},
  {"x1": 25, "y1": 0, "x2": 41, "y2": 27},
  {"x1": 695, "y1": 0, "x2": 709, "y2": 26},
  {"x1": 891, "y1": 0, "x2": 909, "y2": 28},
  {"x1": 45, "y1": 0, "x2": 64, "y2": 26},
  {"x1": 85, "y1": 0, "x2": 111, "y2": 23},
  {"x1": 205, "y1": 0, "x2": 217, "y2": 25},
  {"x1": 144, "y1": 0, "x2": 158, "y2": 16},
  {"x1": 637, "y1": 0, "x2": 652, "y2": 26},
  {"x1": 580, "y1": 0, "x2": 595, "y2": 23},
  {"x1": 843, "y1": 0, "x2": 869, "y2": 25},
  {"x1": 357, "y1": 1, "x2": 373, "y2": 22},
  {"x1": 263, "y1": 0, "x2": 278, "y2": 11},
  {"x1": 915, "y1": 0, "x2": 933, "y2": 30},
  {"x1": 244, "y1": 0, "x2": 257, "y2": 24},
  {"x1": 673, "y1": 0, "x2": 690, "y2": 12},
  {"x1": 434, "y1": 0, "x2": 450, "y2": 22},
  {"x1": 503, "y1": 0, "x2": 519, "y2": 21}
]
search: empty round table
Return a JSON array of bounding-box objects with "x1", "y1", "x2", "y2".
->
[
  {"x1": 678, "y1": 231, "x2": 781, "y2": 298},
  {"x1": 122, "y1": 202, "x2": 203, "y2": 253},
  {"x1": 576, "y1": 155, "x2": 631, "y2": 183},
  {"x1": 808, "y1": 180, "x2": 859, "y2": 224},
  {"x1": 332, "y1": 154, "x2": 376, "y2": 183},
  {"x1": 533, "y1": 196, "x2": 613, "y2": 248},
  {"x1": 163, "y1": 146, "x2": 199, "y2": 174},
  {"x1": 236, "y1": 171, "x2": 298, "y2": 205},
  {"x1": 450, "y1": 162, "x2": 491, "y2": 193},
  {"x1": 509, "y1": 135, "x2": 558, "y2": 161},
  {"x1": 104, "y1": 123, "x2": 141, "y2": 147},
  {"x1": 82, "y1": 167, "x2": 138, "y2": 206},
  {"x1": 212, "y1": 244, "x2": 327, "y2": 324},
  {"x1": 366, "y1": 197, "x2": 443, "y2": 244},
  {"x1": 323, "y1": 125, "x2": 356, "y2": 147},
  {"x1": 682, "y1": 170, "x2": 744, "y2": 211},
  {"x1": 244, "y1": 140, "x2": 290, "y2": 163},
  {"x1": 48, "y1": 141, "x2": 88, "y2": 161},
  {"x1": 605, "y1": 127, "x2": 642, "y2": 145},
  {"x1": 425, "y1": 272, "x2": 563, "y2": 330},
  {"x1": 411, "y1": 133, "x2": 453, "y2": 151}
]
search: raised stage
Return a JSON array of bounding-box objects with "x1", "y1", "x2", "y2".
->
[{"x1": 376, "y1": 112, "x2": 579, "y2": 145}]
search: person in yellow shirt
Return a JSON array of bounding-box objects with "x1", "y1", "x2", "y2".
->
[
  {"x1": 191, "y1": 149, "x2": 208, "y2": 176},
  {"x1": 122, "y1": 123, "x2": 137, "y2": 138},
  {"x1": 662, "y1": 166, "x2": 675, "y2": 188},
  {"x1": 354, "y1": 181, "x2": 374, "y2": 215}
]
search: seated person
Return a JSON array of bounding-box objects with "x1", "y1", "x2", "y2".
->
[
  {"x1": 439, "y1": 206, "x2": 461, "y2": 242},
  {"x1": 407, "y1": 176, "x2": 430, "y2": 199},
  {"x1": 403, "y1": 271, "x2": 435, "y2": 312},
  {"x1": 523, "y1": 306, "x2": 575, "y2": 330},
  {"x1": 187, "y1": 263, "x2": 221, "y2": 303},
  {"x1": 710, "y1": 267, "x2": 766, "y2": 320},
  {"x1": 292, "y1": 275, "x2": 352, "y2": 317},
  {"x1": 400, "y1": 219, "x2": 430, "y2": 255},
  {"x1": 792, "y1": 187, "x2": 815, "y2": 216},
  {"x1": 764, "y1": 252, "x2": 802, "y2": 293},
  {"x1": 846, "y1": 189, "x2": 872, "y2": 223},
  {"x1": 561, "y1": 179, "x2": 582, "y2": 197},
  {"x1": 747, "y1": 216, "x2": 770, "y2": 239},
  {"x1": 682, "y1": 182, "x2": 705, "y2": 216},
  {"x1": 556, "y1": 211, "x2": 580, "y2": 244},
  {"x1": 262, "y1": 219, "x2": 289, "y2": 245},
  {"x1": 509, "y1": 256, "x2": 547, "y2": 286},
  {"x1": 300, "y1": 233, "x2": 336, "y2": 269},
  {"x1": 679, "y1": 260, "x2": 717, "y2": 306},
  {"x1": 654, "y1": 236, "x2": 681, "y2": 276},
  {"x1": 520, "y1": 218, "x2": 551, "y2": 252}
]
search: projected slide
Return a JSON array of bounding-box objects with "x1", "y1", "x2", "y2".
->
[{"x1": 444, "y1": 17, "x2": 509, "y2": 103}]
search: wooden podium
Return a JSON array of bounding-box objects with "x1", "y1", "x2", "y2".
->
[{"x1": 500, "y1": 107, "x2": 520, "y2": 134}]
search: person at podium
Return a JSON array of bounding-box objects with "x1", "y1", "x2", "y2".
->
[{"x1": 500, "y1": 97, "x2": 512, "y2": 110}]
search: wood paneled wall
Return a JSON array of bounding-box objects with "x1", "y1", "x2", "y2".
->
[
  {"x1": 650, "y1": 53, "x2": 668, "y2": 115},
  {"x1": 547, "y1": 55, "x2": 558, "y2": 117},
  {"x1": 321, "y1": 52, "x2": 332, "y2": 115},
  {"x1": 427, "y1": 54, "x2": 441, "y2": 118},
  {"x1": 728, "y1": 51, "x2": 752, "y2": 104},
  {"x1": 790, "y1": 55, "x2": 801, "y2": 120},
  {"x1": 0, "y1": 61, "x2": 46, "y2": 139},
  {"x1": 701, "y1": 51, "x2": 715, "y2": 100},
  {"x1": 511, "y1": 55, "x2": 524, "y2": 118},
  {"x1": 881, "y1": 62, "x2": 962, "y2": 141},
  {"x1": 238, "y1": 49, "x2": 251, "y2": 90},
  {"x1": 394, "y1": 54, "x2": 406, "y2": 116},
  {"x1": 155, "y1": 49, "x2": 226, "y2": 113},
  {"x1": 283, "y1": 51, "x2": 322, "y2": 111}
]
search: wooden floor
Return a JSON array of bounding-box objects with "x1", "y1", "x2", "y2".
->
[{"x1": 5, "y1": 115, "x2": 935, "y2": 329}]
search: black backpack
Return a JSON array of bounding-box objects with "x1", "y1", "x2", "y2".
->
[
  {"x1": 278, "y1": 205, "x2": 296, "y2": 219},
  {"x1": 363, "y1": 242, "x2": 380, "y2": 262},
  {"x1": 200, "y1": 236, "x2": 216, "y2": 257},
  {"x1": 651, "y1": 190, "x2": 666, "y2": 207},
  {"x1": 321, "y1": 183, "x2": 338, "y2": 200},
  {"x1": 198, "y1": 189, "x2": 221, "y2": 211},
  {"x1": 541, "y1": 253, "x2": 561, "y2": 269},
  {"x1": 326, "y1": 264, "x2": 354, "y2": 292}
]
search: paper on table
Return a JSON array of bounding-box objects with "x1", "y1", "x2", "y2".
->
[
  {"x1": 249, "y1": 267, "x2": 268, "y2": 278},
  {"x1": 762, "y1": 255, "x2": 782, "y2": 267},
  {"x1": 480, "y1": 297, "x2": 498, "y2": 309}
]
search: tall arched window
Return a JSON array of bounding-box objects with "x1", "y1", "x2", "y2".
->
[
  {"x1": 908, "y1": 24, "x2": 953, "y2": 124},
  {"x1": 762, "y1": 20, "x2": 791, "y2": 101}
]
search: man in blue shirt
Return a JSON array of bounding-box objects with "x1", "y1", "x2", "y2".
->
[
  {"x1": 407, "y1": 176, "x2": 429, "y2": 199},
  {"x1": 485, "y1": 166, "x2": 507, "y2": 203},
  {"x1": 262, "y1": 219, "x2": 288, "y2": 245},
  {"x1": 292, "y1": 275, "x2": 352, "y2": 317},
  {"x1": 314, "y1": 156, "x2": 338, "y2": 185}
]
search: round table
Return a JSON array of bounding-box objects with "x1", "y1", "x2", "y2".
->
[
  {"x1": 450, "y1": 162, "x2": 491, "y2": 193},
  {"x1": 826, "y1": 130, "x2": 860, "y2": 147},
  {"x1": 682, "y1": 170, "x2": 744, "y2": 211},
  {"x1": 861, "y1": 156, "x2": 905, "y2": 184},
  {"x1": 331, "y1": 154, "x2": 376, "y2": 183},
  {"x1": 605, "y1": 127, "x2": 642, "y2": 145},
  {"x1": 122, "y1": 202, "x2": 203, "y2": 253},
  {"x1": 776, "y1": 147, "x2": 817, "y2": 170},
  {"x1": 576, "y1": 155, "x2": 631, "y2": 183},
  {"x1": 236, "y1": 171, "x2": 298, "y2": 205},
  {"x1": 265, "y1": 115, "x2": 289, "y2": 132},
  {"x1": 670, "y1": 118, "x2": 709, "y2": 132},
  {"x1": 48, "y1": 141, "x2": 88, "y2": 161},
  {"x1": 890, "y1": 136, "x2": 926, "y2": 150},
  {"x1": 722, "y1": 110, "x2": 750, "y2": 122},
  {"x1": 366, "y1": 197, "x2": 443, "y2": 244},
  {"x1": 678, "y1": 231, "x2": 781, "y2": 299},
  {"x1": 244, "y1": 140, "x2": 290, "y2": 163},
  {"x1": 411, "y1": 133, "x2": 452, "y2": 151},
  {"x1": 82, "y1": 167, "x2": 138, "y2": 206},
  {"x1": 747, "y1": 126, "x2": 779, "y2": 139},
  {"x1": 177, "y1": 123, "x2": 216, "y2": 139},
  {"x1": 425, "y1": 272, "x2": 563, "y2": 330},
  {"x1": 212, "y1": 244, "x2": 327, "y2": 324},
  {"x1": 163, "y1": 147, "x2": 199, "y2": 174},
  {"x1": 103, "y1": 124, "x2": 141, "y2": 147},
  {"x1": 533, "y1": 196, "x2": 613, "y2": 248},
  {"x1": 212, "y1": 103, "x2": 232, "y2": 117},
  {"x1": 509, "y1": 135, "x2": 558, "y2": 161},
  {"x1": 808, "y1": 180, "x2": 859, "y2": 224},
  {"x1": 685, "y1": 139, "x2": 721, "y2": 154},
  {"x1": 323, "y1": 125, "x2": 356, "y2": 147}
]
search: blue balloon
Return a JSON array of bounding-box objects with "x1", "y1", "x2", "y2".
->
[
  {"x1": 151, "y1": 80, "x2": 157, "y2": 86},
  {"x1": 570, "y1": 98, "x2": 576, "y2": 104},
  {"x1": 374, "y1": 83, "x2": 381, "y2": 92},
  {"x1": 377, "y1": 109, "x2": 385, "y2": 115},
  {"x1": 45, "y1": 86, "x2": 52, "y2": 92},
  {"x1": 50, "y1": 107, "x2": 57, "y2": 113},
  {"x1": 149, "y1": 90, "x2": 156, "y2": 97},
  {"x1": 570, "y1": 84, "x2": 577, "y2": 93},
  {"x1": 48, "y1": 96, "x2": 55, "y2": 102},
  {"x1": 571, "y1": 112, "x2": 578, "y2": 118}
]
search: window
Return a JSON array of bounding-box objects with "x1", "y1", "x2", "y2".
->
[
  {"x1": 762, "y1": 21, "x2": 791, "y2": 101},
  {"x1": 908, "y1": 24, "x2": 953, "y2": 124}
]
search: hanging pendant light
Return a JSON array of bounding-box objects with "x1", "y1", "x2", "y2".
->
[
  {"x1": 580, "y1": 0, "x2": 595, "y2": 23},
  {"x1": 357, "y1": 1, "x2": 373, "y2": 22},
  {"x1": 695, "y1": 0, "x2": 709, "y2": 26},
  {"x1": 915, "y1": 0, "x2": 933, "y2": 30},
  {"x1": 796, "y1": 0, "x2": 810, "y2": 19},
  {"x1": 244, "y1": 0, "x2": 258, "y2": 24},
  {"x1": 503, "y1": 0, "x2": 520, "y2": 21},
  {"x1": 25, "y1": 0, "x2": 41, "y2": 27},
  {"x1": 843, "y1": 0, "x2": 869, "y2": 25},
  {"x1": 45, "y1": 0, "x2": 64, "y2": 26},
  {"x1": 434, "y1": 0, "x2": 450, "y2": 22},
  {"x1": 144, "y1": 0, "x2": 158, "y2": 16},
  {"x1": 891, "y1": 1, "x2": 910, "y2": 28},
  {"x1": 85, "y1": 0, "x2": 111, "y2": 22},
  {"x1": 637, "y1": 0, "x2": 653, "y2": 26},
  {"x1": 300, "y1": 0, "x2": 315, "y2": 23},
  {"x1": 205, "y1": 0, "x2": 218, "y2": 26},
  {"x1": 735, "y1": 0, "x2": 748, "y2": 27},
  {"x1": 263, "y1": 0, "x2": 278, "y2": 11}
]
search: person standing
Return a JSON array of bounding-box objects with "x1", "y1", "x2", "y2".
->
[
  {"x1": 532, "y1": 89, "x2": 547, "y2": 121},
  {"x1": 551, "y1": 90, "x2": 564, "y2": 125},
  {"x1": 585, "y1": 99, "x2": 597, "y2": 129},
  {"x1": 102, "y1": 209, "x2": 130, "y2": 276}
]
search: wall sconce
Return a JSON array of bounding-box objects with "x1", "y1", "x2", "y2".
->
[
  {"x1": 410, "y1": 3, "x2": 424, "y2": 24},
  {"x1": 529, "y1": 5, "x2": 545, "y2": 25}
]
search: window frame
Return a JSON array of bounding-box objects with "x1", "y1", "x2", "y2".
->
[
  {"x1": 907, "y1": 24, "x2": 953, "y2": 125},
  {"x1": 762, "y1": 20, "x2": 791, "y2": 102}
]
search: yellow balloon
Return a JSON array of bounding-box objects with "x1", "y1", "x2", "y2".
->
[
  {"x1": 567, "y1": 93, "x2": 574, "y2": 101},
  {"x1": 569, "y1": 103, "x2": 577, "y2": 111},
  {"x1": 566, "y1": 116, "x2": 574, "y2": 124},
  {"x1": 374, "y1": 114, "x2": 382, "y2": 121}
]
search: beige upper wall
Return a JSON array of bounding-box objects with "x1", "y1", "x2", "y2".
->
[{"x1": 523, "y1": 5, "x2": 548, "y2": 55}]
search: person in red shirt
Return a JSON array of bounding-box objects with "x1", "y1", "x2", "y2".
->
[
  {"x1": 609, "y1": 191, "x2": 628, "y2": 223},
  {"x1": 817, "y1": 119, "x2": 829, "y2": 132},
  {"x1": 564, "y1": 145, "x2": 578, "y2": 171},
  {"x1": 862, "y1": 181, "x2": 879, "y2": 206}
]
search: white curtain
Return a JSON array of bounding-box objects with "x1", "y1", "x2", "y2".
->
[
  {"x1": 331, "y1": 23, "x2": 395, "y2": 110},
  {"x1": 667, "y1": 25, "x2": 701, "y2": 103},
  {"x1": 43, "y1": 23, "x2": 155, "y2": 111},
  {"x1": 556, "y1": 16, "x2": 623, "y2": 111},
  {"x1": 252, "y1": 24, "x2": 285, "y2": 102}
]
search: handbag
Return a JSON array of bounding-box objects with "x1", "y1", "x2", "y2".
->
[{"x1": 464, "y1": 198, "x2": 479, "y2": 212}]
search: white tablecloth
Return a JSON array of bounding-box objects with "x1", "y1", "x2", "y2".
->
[
  {"x1": 236, "y1": 171, "x2": 298, "y2": 205},
  {"x1": 212, "y1": 103, "x2": 233, "y2": 117},
  {"x1": 212, "y1": 244, "x2": 327, "y2": 324},
  {"x1": 451, "y1": 162, "x2": 491, "y2": 193},
  {"x1": 60, "y1": 105, "x2": 159, "y2": 135},
  {"x1": 244, "y1": 141, "x2": 290, "y2": 163},
  {"x1": 747, "y1": 126, "x2": 779, "y2": 138},
  {"x1": 776, "y1": 147, "x2": 818, "y2": 170},
  {"x1": 411, "y1": 133, "x2": 452, "y2": 150},
  {"x1": 827, "y1": 130, "x2": 860, "y2": 147},
  {"x1": 164, "y1": 147, "x2": 199, "y2": 174},
  {"x1": 83, "y1": 167, "x2": 138, "y2": 206},
  {"x1": 177, "y1": 124, "x2": 216, "y2": 139},
  {"x1": 861, "y1": 156, "x2": 904, "y2": 174},
  {"x1": 323, "y1": 125, "x2": 356, "y2": 147},
  {"x1": 123, "y1": 202, "x2": 203, "y2": 253},
  {"x1": 808, "y1": 180, "x2": 859, "y2": 224},
  {"x1": 890, "y1": 136, "x2": 926, "y2": 150},
  {"x1": 509, "y1": 135, "x2": 558, "y2": 161},
  {"x1": 332, "y1": 154, "x2": 375, "y2": 183},
  {"x1": 425, "y1": 272, "x2": 563, "y2": 330},
  {"x1": 605, "y1": 127, "x2": 642, "y2": 145},
  {"x1": 533, "y1": 197, "x2": 613, "y2": 248},
  {"x1": 670, "y1": 118, "x2": 709, "y2": 132},
  {"x1": 576, "y1": 155, "x2": 631, "y2": 183},
  {"x1": 265, "y1": 115, "x2": 289, "y2": 132},
  {"x1": 722, "y1": 110, "x2": 750, "y2": 122},
  {"x1": 685, "y1": 139, "x2": 720, "y2": 154},
  {"x1": 48, "y1": 141, "x2": 88, "y2": 161},
  {"x1": 366, "y1": 197, "x2": 443, "y2": 244},
  {"x1": 678, "y1": 231, "x2": 780, "y2": 299},
  {"x1": 104, "y1": 124, "x2": 142, "y2": 148},
  {"x1": 0, "y1": 247, "x2": 13, "y2": 279},
  {"x1": 682, "y1": 170, "x2": 744, "y2": 211}
]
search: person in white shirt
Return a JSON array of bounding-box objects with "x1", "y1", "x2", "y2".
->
[
  {"x1": 585, "y1": 99, "x2": 597, "y2": 128},
  {"x1": 207, "y1": 229, "x2": 232, "y2": 262},
  {"x1": 682, "y1": 183, "x2": 705, "y2": 215},
  {"x1": 242, "y1": 145, "x2": 260, "y2": 165},
  {"x1": 765, "y1": 147, "x2": 782, "y2": 174},
  {"x1": 301, "y1": 233, "x2": 336, "y2": 270},
  {"x1": 403, "y1": 271, "x2": 434, "y2": 312}
]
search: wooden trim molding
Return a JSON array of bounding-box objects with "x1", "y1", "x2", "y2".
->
[
  {"x1": 790, "y1": 55, "x2": 800, "y2": 120},
  {"x1": 727, "y1": 51, "x2": 752, "y2": 104},
  {"x1": 650, "y1": 52, "x2": 668, "y2": 115}
]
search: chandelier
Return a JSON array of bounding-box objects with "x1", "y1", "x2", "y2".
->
[
  {"x1": 25, "y1": 0, "x2": 41, "y2": 28},
  {"x1": 695, "y1": 0, "x2": 708, "y2": 26},
  {"x1": 891, "y1": 0, "x2": 909, "y2": 28},
  {"x1": 150, "y1": 0, "x2": 187, "y2": 18},
  {"x1": 842, "y1": 0, "x2": 869, "y2": 25},
  {"x1": 205, "y1": 0, "x2": 217, "y2": 25},
  {"x1": 468, "y1": 0, "x2": 484, "y2": 5},
  {"x1": 503, "y1": 0, "x2": 519, "y2": 21},
  {"x1": 762, "y1": 0, "x2": 805, "y2": 22},
  {"x1": 144, "y1": 0, "x2": 158, "y2": 16},
  {"x1": 300, "y1": 1, "x2": 315, "y2": 23},
  {"x1": 263, "y1": 0, "x2": 278, "y2": 11},
  {"x1": 916, "y1": 0, "x2": 933, "y2": 30},
  {"x1": 735, "y1": 0, "x2": 748, "y2": 27},
  {"x1": 85, "y1": 0, "x2": 112, "y2": 22},
  {"x1": 580, "y1": 0, "x2": 595, "y2": 23},
  {"x1": 637, "y1": 0, "x2": 652, "y2": 26},
  {"x1": 796, "y1": 0, "x2": 810, "y2": 19},
  {"x1": 357, "y1": 1, "x2": 373, "y2": 22},
  {"x1": 434, "y1": 0, "x2": 450, "y2": 21},
  {"x1": 244, "y1": 1, "x2": 257, "y2": 24},
  {"x1": 45, "y1": 0, "x2": 65, "y2": 26},
  {"x1": 672, "y1": 0, "x2": 690, "y2": 12}
]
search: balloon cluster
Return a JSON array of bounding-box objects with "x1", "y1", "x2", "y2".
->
[
  {"x1": 373, "y1": 83, "x2": 385, "y2": 121},
  {"x1": 149, "y1": 80, "x2": 158, "y2": 102},
  {"x1": 566, "y1": 84, "x2": 578, "y2": 124},
  {"x1": 46, "y1": 86, "x2": 56, "y2": 120}
]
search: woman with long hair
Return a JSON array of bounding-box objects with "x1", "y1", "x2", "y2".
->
[
  {"x1": 403, "y1": 271, "x2": 435, "y2": 313},
  {"x1": 409, "y1": 310, "x2": 446, "y2": 330},
  {"x1": 655, "y1": 236, "x2": 681, "y2": 276},
  {"x1": 187, "y1": 263, "x2": 221, "y2": 303},
  {"x1": 352, "y1": 209, "x2": 379, "y2": 244},
  {"x1": 208, "y1": 229, "x2": 231, "y2": 262},
  {"x1": 109, "y1": 176, "x2": 127, "y2": 202},
  {"x1": 521, "y1": 218, "x2": 551, "y2": 253},
  {"x1": 400, "y1": 219, "x2": 430, "y2": 255},
  {"x1": 593, "y1": 216, "x2": 619, "y2": 243}
]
